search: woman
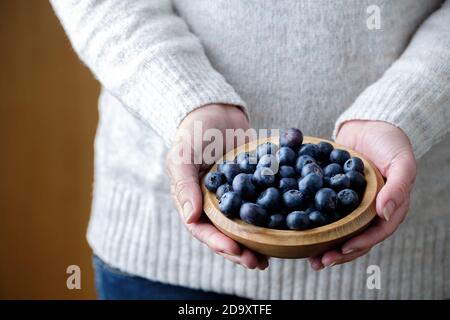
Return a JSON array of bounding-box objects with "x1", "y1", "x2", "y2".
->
[{"x1": 51, "y1": 0, "x2": 450, "y2": 299}]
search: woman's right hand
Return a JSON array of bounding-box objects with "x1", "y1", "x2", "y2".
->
[{"x1": 166, "y1": 104, "x2": 269, "y2": 270}]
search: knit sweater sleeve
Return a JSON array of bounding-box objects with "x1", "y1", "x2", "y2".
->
[
  {"x1": 334, "y1": 1, "x2": 450, "y2": 159},
  {"x1": 50, "y1": 0, "x2": 247, "y2": 145}
]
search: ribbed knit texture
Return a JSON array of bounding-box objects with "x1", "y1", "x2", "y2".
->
[{"x1": 52, "y1": 0, "x2": 450, "y2": 299}]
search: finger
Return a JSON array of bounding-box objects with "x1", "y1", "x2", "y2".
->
[
  {"x1": 341, "y1": 201, "x2": 409, "y2": 254},
  {"x1": 167, "y1": 154, "x2": 203, "y2": 223},
  {"x1": 187, "y1": 218, "x2": 241, "y2": 256},
  {"x1": 322, "y1": 248, "x2": 371, "y2": 267},
  {"x1": 376, "y1": 151, "x2": 415, "y2": 221},
  {"x1": 239, "y1": 248, "x2": 263, "y2": 270},
  {"x1": 220, "y1": 250, "x2": 269, "y2": 270},
  {"x1": 308, "y1": 256, "x2": 324, "y2": 271}
]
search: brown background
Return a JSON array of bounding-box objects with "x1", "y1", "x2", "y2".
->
[{"x1": 0, "y1": 1, "x2": 98, "y2": 299}]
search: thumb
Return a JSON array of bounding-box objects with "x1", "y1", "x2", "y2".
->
[
  {"x1": 376, "y1": 151, "x2": 416, "y2": 221},
  {"x1": 166, "y1": 147, "x2": 203, "y2": 224}
]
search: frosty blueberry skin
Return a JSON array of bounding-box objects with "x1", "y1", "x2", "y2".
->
[
  {"x1": 204, "y1": 172, "x2": 226, "y2": 192},
  {"x1": 219, "y1": 191, "x2": 242, "y2": 217},
  {"x1": 220, "y1": 162, "x2": 241, "y2": 183},
  {"x1": 317, "y1": 141, "x2": 334, "y2": 163},
  {"x1": 232, "y1": 173, "x2": 258, "y2": 200},
  {"x1": 308, "y1": 210, "x2": 329, "y2": 228},
  {"x1": 329, "y1": 173, "x2": 351, "y2": 191},
  {"x1": 286, "y1": 211, "x2": 311, "y2": 230},
  {"x1": 343, "y1": 157, "x2": 365, "y2": 174},
  {"x1": 276, "y1": 146, "x2": 296, "y2": 166},
  {"x1": 278, "y1": 165, "x2": 296, "y2": 179},
  {"x1": 253, "y1": 167, "x2": 276, "y2": 188},
  {"x1": 337, "y1": 188, "x2": 360, "y2": 214},
  {"x1": 279, "y1": 177, "x2": 298, "y2": 193},
  {"x1": 323, "y1": 163, "x2": 343, "y2": 178},
  {"x1": 239, "y1": 203, "x2": 269, "y2": 227},
  {"x1": 216, "y1": 183, "x2": 232, "y2": 200},
  {"x1": 295, "y1": 155, "x2": 316, "y2": 174},
  {"x1": 298, "y1": 173, "x2": 323, "y2": 195},
  {"x1": 301, "y1": 162, "x2": 323, "y2": 178},
  {"x1": 345, "y1": 170, "x2": 367, "y2": 193},
  {"x1": 235, "y1": 152, "x2": 258, "y2": 174},
  {"x1": 314, "y1": 188, "x2": 338, "y2": 213},
  {"x1": 329, "y1": 149, "x2": 351, "y2": 165},
  {"x1": 279, "y1": 128, "x2": 303, "y2": 151},
  {"x1": 282, "y1": 189, "x2": 310, "y2": 210},
  {"x1": 256, "y1": 187, "x2": 281, "y2": 210},
  {"x1": 268, "y1": 214, "x2": 286, "y2": 229},
  {"x1": 298, "y1": 143, "x2": 320, "y2": 159}
]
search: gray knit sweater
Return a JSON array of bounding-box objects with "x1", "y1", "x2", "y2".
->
[{"x1": 51, "y1": 0, "x2": 450, "y2": 299}]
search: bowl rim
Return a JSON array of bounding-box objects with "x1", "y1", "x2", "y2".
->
[{"x1": 202, "y1": 136, "x2": 383, "y2": 247}]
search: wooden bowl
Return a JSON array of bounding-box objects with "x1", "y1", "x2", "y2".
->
[{"x1": 201, "y1": 136, "x2": 384, "y2": 259}]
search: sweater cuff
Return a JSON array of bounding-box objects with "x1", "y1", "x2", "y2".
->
[
  {"x1": 128, "y1": 53, "x2": 248, "y2": 146},
  {"x1": 333, "y1": 71, "x2": 450, "y2": 159}
]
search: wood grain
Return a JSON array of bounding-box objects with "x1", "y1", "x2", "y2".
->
[{"x1": 202, "y1": 136, "x2": 384, "y2": 258}]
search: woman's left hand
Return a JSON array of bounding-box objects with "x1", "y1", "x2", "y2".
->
[{"x1": 309, "y1": 120, "x2": 417, "y2": 270}]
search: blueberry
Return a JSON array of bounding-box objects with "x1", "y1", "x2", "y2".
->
[
  {"x1": 252, "y1": 167, "x2": 276, "y2": 188},
  {"x1": 329, "y1": 173, "x2": 350, "y2": 191},
  {"x1": 257, "y1": 154, "x2": 279, "y2": 173},
  {"x1": 279, "y1": 177, "x2": 298, "y2": 193},
  {"x1": 295, "y1": 155, "x2": 316, "y2": 174},
  {"x1": 298, "y1": 173, "x2": 323, "y2": 195},
  {"x1": 278, "y1": 165, "x2": 297, "y2": 179},
  {"x1": 345, "y1": 170, "x2": 367, "y2": 193},
  {"x1": 298, "y1": 143, "x2": 320, "y2": 159},
  {"x1": 256, "y1": 142, "x2": 279, "y2": 159},
  {"x1": 308, "y1": 210, "x2": 329, "y2": 228},
  {"x1": 301, "y1": 162, "x2": 323, "y2": 178},
  {"x1": 239, "y1": 203, "x2": 269, "y2": 227},
  {"x1": 216, "y1": 183, "x2": 232, "y2": 200},
  {"x1": 317, "y1": 141, "x2": 334, "y2": 163},
  {"x1": 235, "y1": 152, "x2": 258, "y2": 174},
  {"x1": 282, "y1": 189, "x2": 310, "y2": 210},
  {"x1": 326, "y1": 211, "x2": 341, "y2": 223},
  {"x1": 204, "y1": 172, "x2": 225, "y2": 192},
  {"x1": 343, "y1": 157, "x2": 364, "y2": 174},
  {"x1": 256, "y1": 187, "x2": 281, "y2": 210},
  {"x1": 217, "y1": 160, "x2": 234, "y2": 173},
  {"x1": 276, "y1": 147, "x2": 296, "y2": 166},
  {"x1": 232, "y1": 173, "x2": 258, "y2": 200},
  {"x1": 314, "y1": 188, "x2": 338, "y2": 213},
  {"x1": 268, "y1": 214, "x2": 286, "y2": 229},
  {"x1": 220, "y1": 163, "x2": 241, "y2": 183},
  {"x1": 286, "y1": 211, "x2": 310, "y2": 230},
  {"x1": 337, "y1": 189, "x2": 360, "y2": 214},
  {"x1": 330, "y1": 149, "x2": 350, "y2": 165},
  {"x1": 324, "y1": 163, "x2": 343, "y2": 178},
  {"x1": 304, "y1": 207, "x2": 315, "y2": 214},
  {"x1": 219, "y1": 192, "x2": 242, "y2": 217},
  {"x1": 279, "y1": 128, "x2": 303, "y2": 151}
]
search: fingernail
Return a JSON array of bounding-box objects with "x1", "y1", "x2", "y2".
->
[
  {"x1": 327, "y1": 262, "x2": 337, "y2": 268},
  {"x1": 382, "y1": 200, "x2": 396, "y2": 221},
  {"x1": 342, "y1": 248, "x2": 355, "y2": 255},
  {"x1": 183, "y1": 201, "x2": 193, "y2": 222}
]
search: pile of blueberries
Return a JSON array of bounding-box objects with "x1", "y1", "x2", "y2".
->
[{"x1": 204, "y1": 128, "x2": 367, "y2": 230}]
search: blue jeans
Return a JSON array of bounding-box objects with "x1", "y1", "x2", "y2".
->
[{"x1": 93, "y1": 256, "x2": 248, "y2": 300}]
